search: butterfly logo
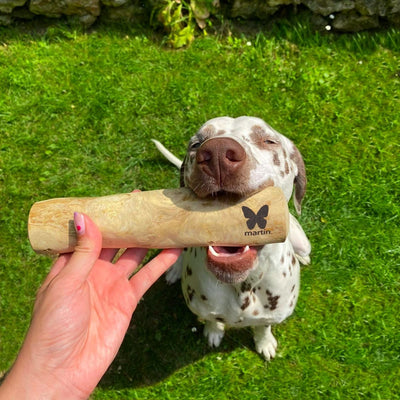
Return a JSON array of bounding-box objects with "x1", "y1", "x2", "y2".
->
[{"x1": 241, "y1": 205, "x2": 269, "y2": 230}]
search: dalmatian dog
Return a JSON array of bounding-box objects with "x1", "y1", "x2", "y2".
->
[{"x1": 152, "y1": 116, "x2": 311, "y2": 360}]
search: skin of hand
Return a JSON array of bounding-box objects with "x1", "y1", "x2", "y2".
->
[{"x1": 0, "y1": 213, "x2": 181, "y2": 400}]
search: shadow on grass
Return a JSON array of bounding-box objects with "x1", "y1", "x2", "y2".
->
[{"x1": 98, "y1": 276, "x2": 254, "y2": 389}]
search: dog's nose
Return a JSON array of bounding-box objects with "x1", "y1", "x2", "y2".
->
[{"x1": 196, "y1": 138, "x2": 246, "y2": 183}]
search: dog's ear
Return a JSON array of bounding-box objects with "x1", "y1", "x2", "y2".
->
[
  {"x1": 180, "y1": 156, "x2": 187, "y2": 187},
  {"x1": 291, "y1": 146, "x2": 307, "y2": 214}
]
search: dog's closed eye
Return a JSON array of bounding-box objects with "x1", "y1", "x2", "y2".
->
[
  {"x1": 190, "y1": 141, "x2": 201, "y2": 150},
  {"x1": 264, "y1": 138, "x2": 277, "y2": 145},
  {"x1": 250, "y1": 127, "x2": 279, "y2": 148}
]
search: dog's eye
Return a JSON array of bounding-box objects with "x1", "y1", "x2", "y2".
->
[
  {"x1": 264, "y1": 139, "x2": 277, "y2": 145},
  {"x1": 190, "y1": 142, "x2": 201, "y2": 150}
]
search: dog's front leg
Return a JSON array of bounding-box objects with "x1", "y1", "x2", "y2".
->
[
  {"x1": 253, "y1": 325, "x2": 278, "y2": 360},
  {"x1": 204, "y1": 320, "x2": 225, "y2": 347}
]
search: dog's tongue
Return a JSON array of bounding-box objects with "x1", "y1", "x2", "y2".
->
[
  {"x1": 207, "y1": 245, "x2": 258, "y2": 284},
  {"x1": 210, "y1": 245, "x2": 248, "y2": 256}
]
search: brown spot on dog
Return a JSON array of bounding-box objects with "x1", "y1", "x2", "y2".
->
[
  {"x1": 273, "y1": 151, "x2": 280, "y2": 166},
  {"x1": 291, "y1": 284, "x2": 296, "y2": 293},
  {"x1": 269, "y1": 296, "x2": 280, "y2": 310},
  {"x1": 253, "y1": 310, "x2": 259, "y2": 316},
  {"x1": 291, "y1": 255, "x2": 296, "y2": 266},
  {"x1": 200, "y1": 124, "x2": 216, "y2": 138},
  {"x1": 285, "y1": 160, "x2": 290, "y2": 174},
  {"x1": 257, "y1": 178, "x2": 275, "y2": 191},
  {"x1": 201, "y1": 294, "x2": 208, "y2": 301},
  {"x1": 251, "y1": 125, "x2": 266, "y2": 135},
  {"x1": 187, "y1": 285, "x2": 195, "y2": 302},
  {"x1": 187, "y1": 266, "x2": 192, "y2": 276},
  {"x1": 241, "y1": 281, "x2": 252, "y2": 293},
  {"x1": 250, "y1": 125, "x2": 280, "y2": 150},
  {"x1": 265, "y1": 290, "x2": 280, "y2": 310},
  {"x1": 241, "y1": 296, "x2": 250, "y2": 310},
  {"x1": 250, "y1": 126, "x2": 267, "y2": 149},
  {"x1": 290, "y1": 294, "x2": 296, "y2": 308}
]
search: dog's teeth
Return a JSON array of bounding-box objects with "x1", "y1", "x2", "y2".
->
[
  {"x1": 209, "y1": 246, "x2": 221, "y2": 257},
  {"x1": 243, "y1": 245, "x2": 250, "y2": 253}
]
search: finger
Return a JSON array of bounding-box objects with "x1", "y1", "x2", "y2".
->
[
  {"x1": 58, "y1": 212, "x2": 102, "y2": 281},
  {"x1": 129, "y1": 248, "x2": 182, "y2": 301},
  {"x1": 115, "y1": 247, "x2": 148, "y2": 278},
  {"x1": 99, "y1": 248, "x2": 119, "y2": 262}
]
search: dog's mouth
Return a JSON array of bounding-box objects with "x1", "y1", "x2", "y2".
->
[
  {"x1": 194, "y1": 187, "x2": 265, "y2": 284},
  {"x1": 207, "y1": 245, "x2": 258, "y2": 284},
  {"x1": 206, "y1": 190, "x2": 246, "y2": 203}
]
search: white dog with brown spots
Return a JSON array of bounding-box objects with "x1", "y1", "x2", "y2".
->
[{"x1": 153, "y1": 116, "x2": 311, "y2": 360}]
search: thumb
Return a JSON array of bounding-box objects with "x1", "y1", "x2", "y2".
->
[{"x1": 59, "y1": 212, "x2": 102, "y2": 281}]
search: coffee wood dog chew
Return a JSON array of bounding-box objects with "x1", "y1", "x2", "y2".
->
[{"x1": 28, "y1": 187, "x2": 289, "y2": 255}]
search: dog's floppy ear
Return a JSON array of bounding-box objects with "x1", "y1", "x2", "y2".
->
[
  {"x1": 291, "y1": 146, "x2": 307, "y2": 214},
  {"x1": 180, "y1": 156, "x2": 187, "y2": 187}
]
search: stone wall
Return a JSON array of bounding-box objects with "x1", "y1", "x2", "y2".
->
[{"x1": 1, "y1": 0, "x2": 399, "y2": 31}]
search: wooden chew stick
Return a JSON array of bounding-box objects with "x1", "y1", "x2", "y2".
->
[{"x1": 28, "y1": 187, "x2": 289, "y2": 255}]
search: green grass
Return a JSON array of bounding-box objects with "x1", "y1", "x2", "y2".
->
[{"x1": 1, "y1": 16, "x2": 399, "y2": 399}]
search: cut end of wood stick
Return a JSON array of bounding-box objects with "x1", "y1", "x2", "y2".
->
[{"x1": 28, "y1": 187, "x2": 289, "y2": 255}]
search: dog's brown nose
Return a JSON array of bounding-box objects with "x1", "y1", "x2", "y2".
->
[{"x1": 196, "y1": 138, "x2": 246, "y2": 184}]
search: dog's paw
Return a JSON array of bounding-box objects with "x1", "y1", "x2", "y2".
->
[
  {"x1": 204, "y1": 320, "x2": 225, "y2": 348},
  {"x1": 295, "y1": 254, "x2": 311, "y2": 265},
  {"x1": 165, "y1": 256, "x2": 183, "y2": 284},
  {"x1": 253, "y1": 325, "x2": 278, "y2": 361}
]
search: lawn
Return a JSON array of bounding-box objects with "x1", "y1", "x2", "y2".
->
[{"x1": 0, "y1": 15, "x2": 399, "y2": 399}]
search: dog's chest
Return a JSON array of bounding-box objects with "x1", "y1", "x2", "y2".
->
[{"x1": 181, "y1": 244, "x2": 300, "y2": 328}]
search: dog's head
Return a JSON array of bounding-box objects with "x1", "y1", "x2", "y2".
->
[{"x1": 181, "y1": 116, "x2": 307, "y2": 283}]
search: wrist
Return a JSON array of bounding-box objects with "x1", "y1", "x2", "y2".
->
[{"x1": 0, "y1": 356, "x2": 87, "y2": 400}]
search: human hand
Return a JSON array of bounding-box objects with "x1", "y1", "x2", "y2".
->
[{"x1": 0, "y1": 213, "x2": 181, "y2": 400}]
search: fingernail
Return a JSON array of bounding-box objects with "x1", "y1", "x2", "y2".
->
[{"x1": 74, "y1": 212, "x2": 85, "y2": 235}]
